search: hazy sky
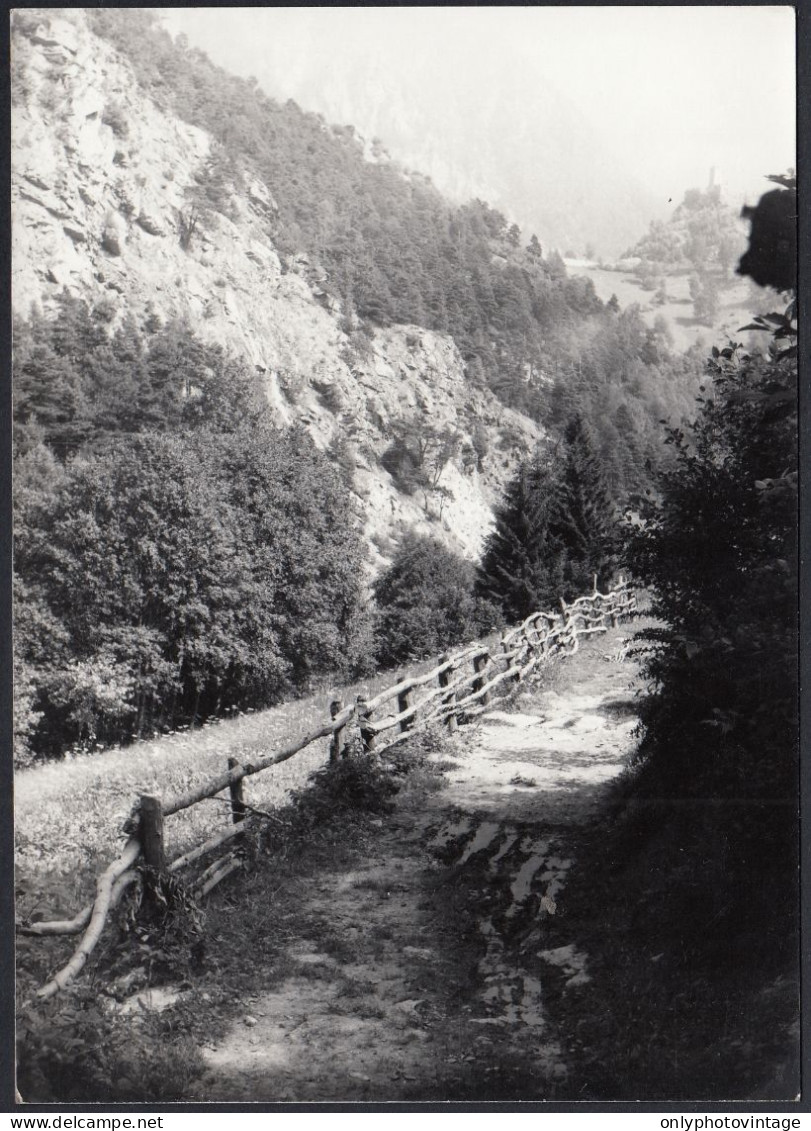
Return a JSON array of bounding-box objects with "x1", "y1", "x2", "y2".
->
[{"x1": 159, "y1": 6, "x2": 795, "y2": 210}]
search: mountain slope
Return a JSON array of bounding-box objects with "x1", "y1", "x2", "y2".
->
[
  {"x1": 12, "y1": 9, "x2": 706, "y2": 564},
  {"x1": 11, "y1": 9, "x2": 544, "y2": 565},
  {"x1": 161, "y1": 9, "x2": 663, "y2": 259}
]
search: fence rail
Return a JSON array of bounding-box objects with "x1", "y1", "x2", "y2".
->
[{"x1": 19, "y1": 577, "x2": 637, "y2": 1000}]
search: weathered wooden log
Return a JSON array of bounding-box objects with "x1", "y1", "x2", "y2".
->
[
  {"x1": 17, "y1": 870, "x2": 137, "y2": 938},
  {"x1": 502, "y1": 634, "x2": 521, "y2": 682},
  {"x1": 197, "y1": 856, "x2": 242, "y2": 898},
  {"x1": 520, "y1": 648, "x2": 545, "y2": 680},
  {"x1": 348, "y1": 669, "x2": 473, "y2": 738},
  {"x1": 194, "y1": 852, "x2": 237, "y2": 892},
  {"x1": 168, "y1": 820, "x2": 252, "y2": 874},
  {"x1": 364, "y1": 644, "x2": 481, "y2": 713},
  {"x1": 440, "y1": 657, "x2": 528, "y2": 715},
  {"x1": 162, "y1": 705, "x2": 355, "y2": 816},
  {"x1": 36, "y1": 837, "x2": 141, "y2": 999}
]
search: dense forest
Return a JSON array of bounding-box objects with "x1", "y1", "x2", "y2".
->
[{"x1": 12, "y1": 299, "x2": 372, "y2": 761}]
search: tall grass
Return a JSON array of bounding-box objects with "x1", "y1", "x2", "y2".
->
[{"x1": 14, "y1": 652, "x2": 468, "y2": 916}]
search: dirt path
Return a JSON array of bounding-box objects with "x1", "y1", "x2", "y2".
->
[{"x1": 193, "y1": 624, "x2": 643, "y2": 1102}]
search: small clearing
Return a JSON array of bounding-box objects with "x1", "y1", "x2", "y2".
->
[{"x1": 190, "y1": 623, "x2": 644, "y2": 1102}]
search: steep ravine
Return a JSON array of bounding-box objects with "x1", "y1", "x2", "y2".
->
[{"x1": 11, "y1": 9, "x2": 543, "y2": 566}]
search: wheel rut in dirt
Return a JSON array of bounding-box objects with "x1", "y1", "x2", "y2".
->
[{"x1": 195, "y1": 624, "x2": 644, "y2": 1101}]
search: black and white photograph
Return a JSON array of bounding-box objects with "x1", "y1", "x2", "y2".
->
[{"x1": 10, "y1": 5, "x2": 799, "y2": 1106}]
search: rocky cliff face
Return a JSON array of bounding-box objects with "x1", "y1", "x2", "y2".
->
[{"x1": 11, "y1": 9, "x2": 542, "y2": 569}]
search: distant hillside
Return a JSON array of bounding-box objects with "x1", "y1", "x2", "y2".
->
[
  {"x1": 79, "y1": 9, "x2": 612, "y2": 428},
  {"x1": 240, "y1": 34, "x2": 662, "y2": 261},
  {"x1": 562, "y1": 182, "x2": 778, "y2": 345},
  {"x1": 623, "y1": 183, "x2": 747, "y2": 279}
]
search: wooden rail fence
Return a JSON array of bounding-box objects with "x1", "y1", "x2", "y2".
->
[{"x1": 19, "y1": 577, "x2": 637, "y2": 1000}]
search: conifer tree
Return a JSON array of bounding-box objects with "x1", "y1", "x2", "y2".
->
[
  {"x1": 548, "y1": 414, "x2": 620, "y2": 597},
  {"x1": 477, "y1": 457, "x2": 557, "y2": 621},
  {"x1": 478, "y1": 420, "x2": 621, "y2": 623}
]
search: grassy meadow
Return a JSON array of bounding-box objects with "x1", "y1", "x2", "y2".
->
[
  {"x1": 563, "y1": 260, "x2": 773, "y2": 354},
  {"x1": 14, "y1": 649, "x2": 481, "y2": 922}
]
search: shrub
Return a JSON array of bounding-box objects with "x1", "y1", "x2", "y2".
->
[
  {"x1": 380, "y1": 420, "x2": 461, "y2": 512},
  {"x1": 101, "y1": 101, "x2": 129, "y2": 139},
  {"x1": 15, "y1": 426, "x2": 369, "y2": 757},
  {"x1": 17, "y1": 990, "x2": 203, "y2": 1103},
  {"x1": 627, "y1": 332, "x2": 797, "y2": 842},
  {"x1": 380, "y1": 434, "x2": 421, "y2": 495},
  {"x1": 291, "y1": 748, "x2": 399, "y2": 831},
  {"x1": 373, "y1": 532, "x2": 499, "y2": 666}
]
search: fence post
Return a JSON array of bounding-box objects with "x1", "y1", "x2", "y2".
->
[
  {"x1": 502, "y1": 633, "x2": 521, "y2": 682},
  {"x1": 397, "y1": 685, "x2": 414, "y2": 733},
  {"x1": 438, "y1": 654, "x2": 458, "y2": 733},
  {"x1": 473, "y1": 652, "x2": 491, "y2": 705},
  {"x1": 536, "y1": 616, "x2": 550, "y2": 657},
  {"x1": 329, "y1": 699, "x2": 345, "y2": 762},
  {"x1": 139, "y1": 794, "x2": 165, "y2": 910},
  {"x1": 227, "y1": 758, "x2": 246, "y2": 825},
  {"x1": 534, "y1": 614, "x2": 548, "y2": 651},
  {"x1": 356, "y1": 695, "x2": 376, "y2": 753},
  {"x1": 608, "y1": 595, "x2": 619, "y2": 628},
  {"x1": 139, "y1": 795, "x2": 165, "y2": 873},
  {"x1": 559, "y1": 597, "x2": 576, "y2": 652}
]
